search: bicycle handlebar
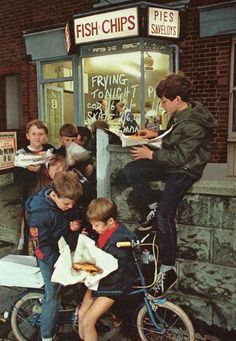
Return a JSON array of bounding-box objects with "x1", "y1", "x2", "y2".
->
[{"x1": 116, "y1": 241, "x2": 132, "y2": 248}]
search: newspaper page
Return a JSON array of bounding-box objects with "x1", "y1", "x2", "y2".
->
[
  {"x1": 0, "y1": 131, "x2": 17, "y2": 170},
  {"x1": 108, "y1": 126, "x2": 173, "y2": 148}
]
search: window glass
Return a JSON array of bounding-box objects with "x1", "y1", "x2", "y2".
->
[
  {"x1": 42, "y1": 60, "x2": 73, "y2": 81},
  {"x1": 83, "y1": 51, "x2": 141, "y2": 130},
  {"x1": 232, "y1": 42, "x2": 236, "y2": 132},
  {"x1": 144, "y1": 52, "x2": 169, "y2": 130},
  {"x1": 42, "y1": 81, "x2": 74, "y2": 146},
  {"x1": 82, "y1": 51, "x2": 169, "y2": 131},
  {"x1": 233, "y1": 91, "x2": 236, "y2": 132},
  {"x1": 4, "y1": 75, "x2": 23, "y2": 129},
  {"x1": 234, "y1": 43, "x2": 236, "y2": 87}
]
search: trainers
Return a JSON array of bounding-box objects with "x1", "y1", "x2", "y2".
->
[
  {"x1": 153, "y1": 269, "x2": 178, "y2": 297},
  {"x1": 136, "y1": 209, "x2": 157, "y2": 231}
]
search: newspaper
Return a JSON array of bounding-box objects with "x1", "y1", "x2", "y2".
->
[
  {"x1": 0, "y1": 254, "x2": 44, "y2": 288},
  {"x1": 108, "y1": 126, "x2": 173, "y2": 148},
  {"x1": 51, "y1": 235, "x2": 118, "y2": 290},
  {"x1": 14, "y1": 149, "x2": 54, "y2": 168}
]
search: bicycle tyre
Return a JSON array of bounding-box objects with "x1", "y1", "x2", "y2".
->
[
  {"x1": 11, "y1": 290, "x2": 43, "y2": 341},
  {"x1": 136, "y1": 301, "x2": 195, "y2": 341}
]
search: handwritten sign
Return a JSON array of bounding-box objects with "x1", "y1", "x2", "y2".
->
[
  {"x1": 148, "y1": 7, "x2": 180, "y2": 38},
  {"x1": 74, "y1": 8, "x2": 138, "y2": 44}
]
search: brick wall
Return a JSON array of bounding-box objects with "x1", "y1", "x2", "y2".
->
[{"x1": 0, "y1": 0, "x2": 232, "y2": 161}]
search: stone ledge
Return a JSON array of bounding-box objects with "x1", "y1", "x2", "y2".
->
[{"x1": 108, "y1": 145, "x2": 236, "y2": 196}]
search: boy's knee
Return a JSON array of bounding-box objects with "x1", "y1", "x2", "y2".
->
[{"x1": 80, "y1": 313, "x2": 95, "y2": 331}]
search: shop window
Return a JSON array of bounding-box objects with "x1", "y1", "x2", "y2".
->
[
  {"x1": 82, "y1": 51, "x2": 169, "y2": 130},
  {"x1": 41, "y1": 60, "x2": 74, "y2": 146},
  {"x1": 227, "y1": 37, "x2": 236, "y2": 176},
  {"x1": 0, "y1": 74, "x2": 23, "y2": 130},
  {"x1": 231, "y1": 40, "x2": 236, "y2": 133}
]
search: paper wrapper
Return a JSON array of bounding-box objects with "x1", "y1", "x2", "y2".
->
[
  {"x1": 14, "y1": 149, "x2": 54, "y2": 168},
  {"x1": 66, "y1": 142, "x2": 91, "y2": 166},
  {"x1": 51, "y1": 235, "x2": 118, "y2": 290},
  {"x1": 106, "y1": 126, "x2": 173, "y2": 148}
]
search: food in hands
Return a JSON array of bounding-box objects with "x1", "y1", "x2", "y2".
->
[{"x1": 73, "y1": 262, "x2": 103, "y2": 275}]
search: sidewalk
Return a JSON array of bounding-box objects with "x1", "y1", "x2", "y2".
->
[{"x1": 1, "y1": 243, "x2": 236, "y2": 340}]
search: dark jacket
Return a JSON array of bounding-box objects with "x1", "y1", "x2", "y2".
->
[
  {"x1": 93, "y1": 224, "x2": 138, "y2": 297},
  {"x1": 153, "y1": 101, "x2": 218, "y2": 179},
  {"x1": 25, "y1": 187, "x2": 81, "y2": 265}
]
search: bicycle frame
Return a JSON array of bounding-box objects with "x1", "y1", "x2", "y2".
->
[
  {"x1": 126, "y1": 240, "x2": 168, "y2": 334},
  {"x1": 3, "y1": 232, "x2": 195, "y2": 341}
]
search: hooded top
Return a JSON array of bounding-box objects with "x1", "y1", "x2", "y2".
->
[
  {"x1": 153, "y1": 101, "x2": 218, "y2": 179},
  {"x1": 93, "y1": 223, "x2": 138, "y2": 297},
  {"x1": 25, "y1": 187, "x2": 80, "y2": 265}
]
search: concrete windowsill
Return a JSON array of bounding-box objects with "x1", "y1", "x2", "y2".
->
[{"x1": 108, "y1": 145, "x2": 236, "y2": 196}]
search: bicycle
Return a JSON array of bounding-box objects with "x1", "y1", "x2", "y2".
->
[{"x1": 3, "y1": 232, "x2": 195, "y2": 341}]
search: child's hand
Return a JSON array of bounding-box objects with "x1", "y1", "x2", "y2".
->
[
  {"x1": 138, "y1": 128, "x2": 158, "y2": 139},
  {"x1": 27, "y1": 165, "x2": 41, "y2": 172},
  {"x1": 130, "y1": 145, "x2": 154, "y2": 160},
  {"x1": 85, "y1": 164, "x2": 94, "y2": 176},
  {"x1": 70, "y1": 220, "x2": 82, "y2": 232},
  {"x1": 81, "y1": 228, "x2": 89, "y2": 235}
]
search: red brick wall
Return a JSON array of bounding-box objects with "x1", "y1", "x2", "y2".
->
[
  {"x1": 0, "y1": 0, "x2": 232, "y2": 161},
  {"x1": 178, "y1": 0, "x2": 231, "y2": 162}
]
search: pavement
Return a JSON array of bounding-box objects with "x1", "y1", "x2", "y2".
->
[{"x1": 0, "y1": 242, "x2": 236, "y2": 341}]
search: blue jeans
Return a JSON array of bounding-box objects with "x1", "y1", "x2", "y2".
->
[
  {"x1": 38, "y1": 257, "x2": 61, "y2": 338},
  {"x1": 123, "y1": 159, "x2": 195, "y2": 266}
]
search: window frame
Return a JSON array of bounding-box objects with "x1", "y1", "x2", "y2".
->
[
  {"x1": 228, "y1": 36, "x2": 236, "y2": 139},
  {"x1": 78, "y1": 37, "x2": 178, "y2": 127},
  {"x1": 37, "y1": 55, "x2": 79, "y2": 125}
]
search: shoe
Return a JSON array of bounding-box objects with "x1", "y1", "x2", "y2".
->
[
  {"x1": 17, "y1": 238, "x2": 24, "y2": 250},
  {"x1": 136, "y1": 209, "x2": 157, "y2": 231},
  {"x1": 153, "y1": 269, "x2": 178, "y2": 297},
  {"x1": 96, "y1": 320, "x2": 111, "y2": 333}
]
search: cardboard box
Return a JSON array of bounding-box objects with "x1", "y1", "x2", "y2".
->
[{"x1": 0, "y1": 254, "x2": 44, "y2": 288}]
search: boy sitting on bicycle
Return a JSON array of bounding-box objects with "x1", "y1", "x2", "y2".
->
[
  {"x1": 25, "y1": 171, "x2": 84, "y2": 341},
  {"x1": 78, "y1": 198, "x2": 137, "y2": 341}
]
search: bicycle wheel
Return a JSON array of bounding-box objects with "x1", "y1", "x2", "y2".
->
[
  {"x1": 11, "y1": 290, "x2": 43, "y2": 341},
  {"x1": 136, "y1": 301, "x2": 195, "y2": 341}
]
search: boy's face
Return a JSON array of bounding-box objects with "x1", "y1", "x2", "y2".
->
[
  {"x1": 90, "y1": 218, "x2": 114, "y2": 234},
  {"x1": 76, "y1": 134, "x2": 87, "y2": 147},
  {"x1": 160, "y1": 96, "x2": 179, "y2": 115},
  {"x1": 48, "y1": 162, "x2": 67, "y2": 179},
  {"x1": 26, "y1": 125, "x2": 48, "y2": 149},
  {"x1": 52, "y1": 193, "x2": 74, "y2": 211},
  {"x1": 60, "y1": 136, "x2": 76, "y2": 148}
]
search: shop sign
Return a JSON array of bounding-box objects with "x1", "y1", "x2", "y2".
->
[
  {"x1": 0, "y1": 132, "x2": 17, "y2": 170},
  {"x1": 148, "y1": 7, "x2": 180, "y2": 38},
  {"x1": 74, "y1": 7, "x2": 138, "y2": 44}
]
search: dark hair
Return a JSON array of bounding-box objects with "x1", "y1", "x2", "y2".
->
[
  {"x1": 87, "y1": 198, "x2": 117, "y2": 222},
  {"x1": 156, "y1": 73, "x2": 192, "y2": 102},
  {"x1": 77, "y1": 126, "x2": 92, "y2": 141},
  {"x1": 26, "y1": 119, "x2": 48, "y2": 134},
  {"x1": 52, "y1": 171, "x2": 83, "y2": 201},
  {"x1": 59, "y1": 123, "x2": 78, "y2": 137},
  {"x1": 91, "y1": 120, "x2": 109, "y2": 135}
]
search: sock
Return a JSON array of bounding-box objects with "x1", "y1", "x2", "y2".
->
[
  {"x1": 17, "y1": 238, "x2": 24, "y2": 250},
  {"x1": 148, "y1": 202, "x2": 158, "y2": 210},
  {"x1": 41, "y1": 338, "x2": 52, "y2": 341},
  {"x1": 160, "y1": 264, "x2": 176, "y2": 273}
]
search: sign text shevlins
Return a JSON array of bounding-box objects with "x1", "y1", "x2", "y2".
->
[
  {"x1": 74, "y1": 8, "x2": 138, "y2": 44},
  {"x1": 148, "y1": 7, "x2": 180, "y2": 38}
]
